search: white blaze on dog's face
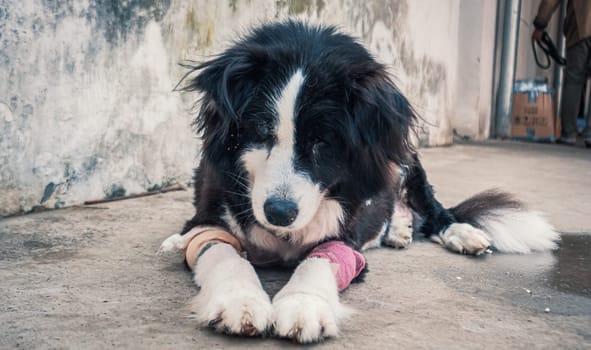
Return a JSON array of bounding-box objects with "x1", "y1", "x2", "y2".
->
[{"x1": 240, "y1": 70, "x2": 341, "y2": 241}]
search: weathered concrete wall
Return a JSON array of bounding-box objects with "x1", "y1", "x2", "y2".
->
[
  {"x1": 1, "y1": 0, "x2": 481, "y2": 216},
  {"x1": 165, "y1": 0, "x2": 462, "y2": 146},
  {"x1": 452, "y1": 0, "x2": 497, "y2": 140},
  {"x1": 0, "y1": 0, "x2": 198, "y2": 216}
]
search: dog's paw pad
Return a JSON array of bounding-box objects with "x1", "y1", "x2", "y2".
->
[
  {"x1": 192, "y1": 291, "x2": 272, "y2": 336},
  {"x1": 272, "y1": 293, "x2": 341, "y2": 343},
  {"x1": 438, "y1": 223, "x2": 491, "y2": 255}
]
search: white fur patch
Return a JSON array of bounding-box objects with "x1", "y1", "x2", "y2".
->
[
  {"x1": 274, "y1": 70, "x2": 304, "y2": 149},
  {"x1": 191, "y1": 244, "x2": 272, "y2": 335},
  {"x1": 248, "y1": 224, "x2": 312, "y2": 264},
  {"x1": 434, "y1": 209, "x2": 559, "y2": 255},
  {"x1": 157, "y1": 233, "x2": 184, "y2": 253},
  {"x1": 435, "y1": 223, "x2": 491, "y2": 255},
  {"x1": 272, "y1": 258, "x2": 350, "y2": 343},
  {"x1": 241, "y1": 70, "x2": 326, "y2": 233},
  {"x1": 383, "y1": 201, "x2": 414, "y2": 249},
  {"x1": 247, "y1": 198, "x2": 344, "y2": 249},
  {"x1": 157, "y1": 226, "x2": 220, "y2": 253},
  {"x1": 288, "y1": 198, "x2": 344, "y2": 245},
  {"x1": 223, "y1": 200, "x2": 343, "y2": 265},
  {"x1": 237, "y1": 69, "x2": 344, "y2": 251},
  {"x1": 474, "y1": 209, "x2": 559, "y2": 253}
]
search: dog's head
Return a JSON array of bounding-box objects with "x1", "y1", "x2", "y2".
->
[{"x1": 181, "y1": 21, "x2": 416, "y2": 242}]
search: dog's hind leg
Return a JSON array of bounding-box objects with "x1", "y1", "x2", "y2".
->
[
  {"x1": 403, "y1": 155, "x2": 492, "y2": 255},
  {"x1": 382, "y1": 197, "x2": 414, "y2": 249},
  {"x1": 404, "y1": 154, "x2": 558, "y2": 255},
  {"x1": 404, "y1": 156, "x2": 456, "y2": 236}
]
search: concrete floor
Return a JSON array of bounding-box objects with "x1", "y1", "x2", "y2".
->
[{"x1": 1, "y1": 141, "x2": 590, "y2": 349}]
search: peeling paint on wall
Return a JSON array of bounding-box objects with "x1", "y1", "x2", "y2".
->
[
  {"x1": 320, "y1": 0, "x2": 457, "y2": 146},
  {"x1": 0, "y1": 0, "x2": 470, "y2": 216},
  {"x1": 0, "y1": 0, "x2": 197, "y2": 216}
]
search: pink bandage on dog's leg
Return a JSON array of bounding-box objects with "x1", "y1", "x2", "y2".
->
[{"x1": 307, "y1": 241, "x2": 366, "y2": 291}]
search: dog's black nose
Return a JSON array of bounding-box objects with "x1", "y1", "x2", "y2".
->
[{"x1": 263, "y1": 198, "x2": 298, "y2": 227}]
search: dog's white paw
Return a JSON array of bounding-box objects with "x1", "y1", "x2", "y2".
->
[
  {"x1": 383, "y1": 225, "x2": 413, "y2": 248},
  {"x1": 273, "y1": 293, "x2": 343, "y2": 343},
  {"x1": 383, "y1": 202, "x2": 413, "y2": 249},
  {"x1": 191, "y1": 284, "x2": 273, "y2": 336},
  {"x1": 433, "y1": 223, "x2": 491, "y2": 255}
]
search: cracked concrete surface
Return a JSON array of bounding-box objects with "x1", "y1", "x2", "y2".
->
[{"x1": 1, "y1": 141, "x2": 590, "y2": 349}]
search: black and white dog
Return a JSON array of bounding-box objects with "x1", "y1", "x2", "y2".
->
[{"x1": 160, "y1": 21, "x2": 558, "y2": 343}]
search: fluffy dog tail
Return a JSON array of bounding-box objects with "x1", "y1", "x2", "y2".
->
[{"x1": 449, "y1": 189, "x2": 559, "y2": 253}]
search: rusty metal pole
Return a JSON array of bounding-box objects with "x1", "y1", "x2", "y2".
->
[
  {"x1": 554, "y1": 0, "x2": 567, "y2": 123},
  {"x1": 494, "y1": 0, "x2": 522, "y2": 138}
]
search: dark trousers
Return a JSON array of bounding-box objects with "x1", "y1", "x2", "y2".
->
[{"x1": 561, "y1": 37, "x2": 591, "y2": 137}]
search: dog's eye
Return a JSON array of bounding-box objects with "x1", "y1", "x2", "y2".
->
[
  {"x1": 256, "y1": 124, "x2": 270, "y2": 135},
  {"x1": 255, "y1": 123, "x2": 273, "y2": 141},
  {"x1": 312, "y1": 139, "x2": 331, "y2": 158},
  {"x1": 315, "y1": 138, "x2": 330, "y2": 147}
]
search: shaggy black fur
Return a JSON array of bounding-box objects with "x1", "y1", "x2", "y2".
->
[{"x1": 177, "y1": 20, "x2": 512, "y2": 260}]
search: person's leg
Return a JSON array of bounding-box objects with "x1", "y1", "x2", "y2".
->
[
  {"x1": 585, "y1": 106, "x2": 591, "y2": 147},
  {"x1": 584, "y1": 39, "x2": 591, "y2": 147},
  {"x1": 560, "y1": 38, "x2": 590, "y2": 144}
]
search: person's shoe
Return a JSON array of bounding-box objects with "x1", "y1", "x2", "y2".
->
[{"x1": 557, "y1": 134, "x2": 577, "y2": 146}]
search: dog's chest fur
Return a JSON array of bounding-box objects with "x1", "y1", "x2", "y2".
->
[{"x1": 222, "y1": 203, "x2": 345, "y2": 266}]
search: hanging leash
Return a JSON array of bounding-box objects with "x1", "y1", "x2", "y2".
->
[{"x1": 532, "y1": 31, "x2": 566, "y2": 69}]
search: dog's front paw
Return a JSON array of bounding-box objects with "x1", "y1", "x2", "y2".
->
[
  {"x1": 273, "y1": 293, "x2": 346, "y2": 343},
  {"x1": 434, "y1": 223, "x2": 491, "y2": 255},
  {"x1": 191, "y1": 284, "x2": 273, "y2": 336}
]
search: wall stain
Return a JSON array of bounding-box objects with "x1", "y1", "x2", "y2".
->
[
  {"x1": 276, "y1": 0, "x2": 324, "y2": 17},
  {"x1": 355, "y1": 0, "x2": 445, "y2": 97},
  {"x1": 147, "y1": 179, "x2": 176, "y2": 192},
  {"x1": 229, "y1": 0, "x2": 238, "y2": 13},
  {"x1": 40, "y1": 182, "x2": 56, "y2": 203},
  {"x1": 399, "y1": 38, "x2": 446, "y2": 96},
  {"x1": 184, "y1": 4, "x2": 213, "y2": 48},
  {"x1": 185, "y1": 5, "x2": 198, "y2": 33},
  {"x1": 205, "y1": 19, "x2": 213, "y2": 47},
  {"x1": 106, "y1": 185, "x2": 126, "y2": 199},
  {"x1": 91, "y1": 0, "x2": 172, "y2": 44},
  {"x1": 351, "y1": 0, "x2": 447, "y2": 145}
]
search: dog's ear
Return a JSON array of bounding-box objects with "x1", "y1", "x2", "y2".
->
[
  {"x1": 346, "y1": 64, "x2": 417, "y2": 189},
  {"x1": 176, "y1": 45, "x2": 269, "y2": 160}
]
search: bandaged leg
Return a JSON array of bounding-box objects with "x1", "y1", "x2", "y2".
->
[
  {"x1": 183, "y1": 228, "x2": 242, "y2": 269},
  {"x1": 272, "y1": 241, "x2": 364, "y2": 343},
  {"x1": 307, "y1": 240, "x2": 366, "y2": 291},
  {"x1": 161, "y1": 227, "x2": 272, "y2": 336}
]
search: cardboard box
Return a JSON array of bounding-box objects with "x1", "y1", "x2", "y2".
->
[{"x1": 511, "y1": 83, "x2": 560, "y2": 141}]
